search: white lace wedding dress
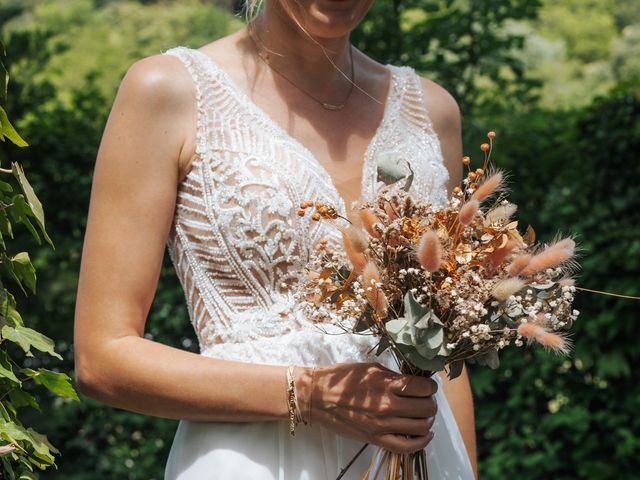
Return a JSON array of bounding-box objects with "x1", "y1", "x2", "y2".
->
[{"x1": 162, "y1": 46, "x2": 474, "y2": 480}]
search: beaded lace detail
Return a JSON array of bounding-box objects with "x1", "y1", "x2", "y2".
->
[{"x1": 163, "y1": 46, "x2": 449, "y2": 365}]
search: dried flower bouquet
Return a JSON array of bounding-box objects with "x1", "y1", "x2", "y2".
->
[{"x1": 296, "y1": 132, "x2": 579, "y2": 480}]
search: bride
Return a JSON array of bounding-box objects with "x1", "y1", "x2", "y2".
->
[{"x1": 74, "y1": 0, "x2": 477, "y2": 478}]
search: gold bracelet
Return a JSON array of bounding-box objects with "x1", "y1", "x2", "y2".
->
[
  {"x1": 308, "y1": 367, "x2": 316, "y2": 427},
  {"x1": 286, "y1": 366, "x2": 304, "y2": 436}
]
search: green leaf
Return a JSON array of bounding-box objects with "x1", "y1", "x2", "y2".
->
[
  {"x1": 0, "y1": 420, "x2": 59, "y2": 463},
  {"x1": 9, "y1": 253, "x2": 36, "y2": 294},
  {"x1": 0, "y1": 107, "x2": 27, "y2": 147},
  {"x1": 472, "y1": 349, "x2": 501, "y2": 369},
  {"x1": 7, "y1": 388, "x2": 39, "y2": 411},
  {"x1": 7, "y1": 195, "x2": 41, "y2": 246},
  {"x1": 375, "y1": 336, "x2": 390, "y2": 356},
  {"x1": 0, "y1": 290, "x2": 23, "y2": 327},
  {"x1": 0, "y1": 350, "x2": 20, "y2": 384},
  {"x1": 0, "y1": 181, "x2": 12, "y2": 192},
  {"x1": 2, "y1": 326, "x2": 62, "y2": 360},
  {"x1": 1, "y1": 252, "x2": 26, "y2": 295},
  {"x1": 21, "y1": 368, "x2": 78, "y2": 401},
  {"x1": 11, "y1": 164, "x2": 53, "y2": 247},
  {"x1": 403, "y1": 348, "x2": 446, "y2": 373},
  {"x1": 0, "y1": 207, "x2": 13, "y2": 240},
  {"x1": 0, "y1": 39, "x2": 6, "y2": 102},
  {"x1": 384, "y1": 318, "x2": 407, "y2": 335},
  {"x1": 446, "y1": 360, "x2": 465, "y2": 380}
]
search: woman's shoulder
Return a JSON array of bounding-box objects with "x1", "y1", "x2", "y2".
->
[
  {"x1": 414, "y1": 74, "x2": 461, "y2": 132},
  {"x1": 118, "y1": 54, "x2": 195, "y2": 113},
  {"x1": 112, "y1": 54, "x2": 198, "y2": 179}
]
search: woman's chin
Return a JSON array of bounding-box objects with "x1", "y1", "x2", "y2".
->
[{"x1": 282, "y1": 0, "x2": 372, "y2": 39}]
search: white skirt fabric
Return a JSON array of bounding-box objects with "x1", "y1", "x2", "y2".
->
[{"x1": 164, "y1": 369, "x2": 474, "y2": 479}]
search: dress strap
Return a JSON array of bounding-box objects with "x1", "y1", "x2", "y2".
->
[
  {"x1": 396, "y1": 66, "x2": 438, "y2": 137},
  {"x1": 162, "y1": 46, "x2": 212, "y2": 158}
]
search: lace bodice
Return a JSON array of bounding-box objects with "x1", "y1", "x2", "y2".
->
[{"x1": 163, "y1": 46, "x2": 449, "y2": 365}]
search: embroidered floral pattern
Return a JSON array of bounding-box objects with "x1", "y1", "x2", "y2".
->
[{"x1": 163, "y1": 46, "x2": 449, "y2": 364}]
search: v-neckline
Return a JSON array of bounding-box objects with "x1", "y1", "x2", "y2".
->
[{"x1": 190, "y1": 47, "x2": 398, "y2": 213}]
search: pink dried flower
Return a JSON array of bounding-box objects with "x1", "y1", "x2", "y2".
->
[
  {"x1": 359, "y1": 209, "x2": 382, "y2": 239},
  {"x1": 507, "y1": 254, "x2": 531, "y2": 276},
  {"x1": 485, "y1": 202, "x2": 517, "y2": 225},
  {"x1": 416, "y1": 230, "x2": 442, "y2": 272},
  {"x1": 537, "y1": 331, "x2": 571, "y2": 354},
  {"x1": 384, "y1": 203, "x2": 398, "y2": 221},
  {"x1": 472, "y1": 171, "x2": 504, "y2": 202},
  {"x1": 340, "y1": 227, "x2": 367, "y2": 274},
  {"x1": 491, "y1": 278, "x2": 525, "y2": 301},
  {"x1": 548, "y1": 237, "x2": 576, "y2": 252},
  {"x1": 362, "y1": 262, "x2": 388, "y2": 317},
  {"x1": 533, "y1": 313, "x2": 548, "y2": 327},
  {"x1": 348, "y1": 226, "x2": 368, "y2": 253},
  {"x1": 517, "y1": 323, "x2": 571, "y2": 354},
  {"x1": 558, "y1": 277, "x2": 576, "y2": 287},
  {"x1": 459, "y1": 199, "x2": 479, "y2": 225},
  {"x1": 520, "y1": 246, "x2": 574, "y2": 277}
]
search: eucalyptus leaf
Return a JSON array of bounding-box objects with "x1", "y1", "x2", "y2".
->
[
  {"x1": 375, "y1": 337, "x2": 391, "y2": 356},
  {"x1": 402, "y1": 291, "x2": 431, "y2": 336},
  {"x1": 447, "y1": 360, "x2": 465, "y2": 380},
  {"x1": 473, "y1": 349, "x2": 500, "y2": 369},
  {"x1": 405, "y1": 350, "x2": 446, "y2": 372},
  {"x1": 376, "y1": 155, "x2": 408, "y2": 185},
  {"x1": 384, "y1": 318, "x2": 407, "y2": 335}
]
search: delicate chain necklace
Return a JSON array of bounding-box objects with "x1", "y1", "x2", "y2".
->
[{"x1": 247, "y1": 28, "x2": 355, "y2": 111}]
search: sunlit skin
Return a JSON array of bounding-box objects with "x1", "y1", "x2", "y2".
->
[{"x1": 73, "y1": 0, "x2": 476, "y2": 474}]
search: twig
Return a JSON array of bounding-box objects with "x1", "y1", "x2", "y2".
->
[{"x1": 336, "y1": 443, "x2": 370, "y2": 480}]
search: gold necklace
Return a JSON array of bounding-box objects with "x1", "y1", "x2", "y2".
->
[{"x1": 247, "y1": 29, "x2": 355, "y2": 111}]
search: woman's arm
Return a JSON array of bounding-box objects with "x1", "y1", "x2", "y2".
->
[
  {"x1": 421, "y1": 77, "x2": 478, "y2": 477},
  {"x1": 74, "y1": 55, "x2": 291, "y2": 422},
  {"x1": 73, "y1": 54, "x2": 439, "y2": 454}
]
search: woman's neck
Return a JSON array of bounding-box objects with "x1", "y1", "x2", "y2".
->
[{"x1": 248, "y1": 4, "x2": 354, "y2": 96}]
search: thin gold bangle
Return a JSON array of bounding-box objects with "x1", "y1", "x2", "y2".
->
[{"x1": 308, "y1": 367, "x2": 316, "y2": 427}]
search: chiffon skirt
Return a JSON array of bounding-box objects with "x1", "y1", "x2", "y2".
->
[{"x1": 164, "y1": 373, "x2": 474, "y2": 479}]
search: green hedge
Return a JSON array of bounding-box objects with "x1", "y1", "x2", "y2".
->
[{"x1": 470, "y1": 93, "x2": 640, "y2": 479}]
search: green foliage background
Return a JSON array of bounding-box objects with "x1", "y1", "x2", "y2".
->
[{"x1": 0, "y1": 0, "x2": 638, "y2": 478}]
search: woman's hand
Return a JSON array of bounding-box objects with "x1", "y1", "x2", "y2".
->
[{"x1": 296, "y1": 363, "x2": 437, "y2": 454}]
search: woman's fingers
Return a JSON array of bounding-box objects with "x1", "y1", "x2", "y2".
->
[
  {"x1": 391, "y1": 375, "x2": 438, "y2": 398},
  {"x1": 385, "y1": 395, "x2": 438, "y2": 419},
  {"x1": 376, "y1": 416, "x2": 436, "y2": 436},
  {"x1": 375, "y1": 432, "x2": 435, "y2": 454}
]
